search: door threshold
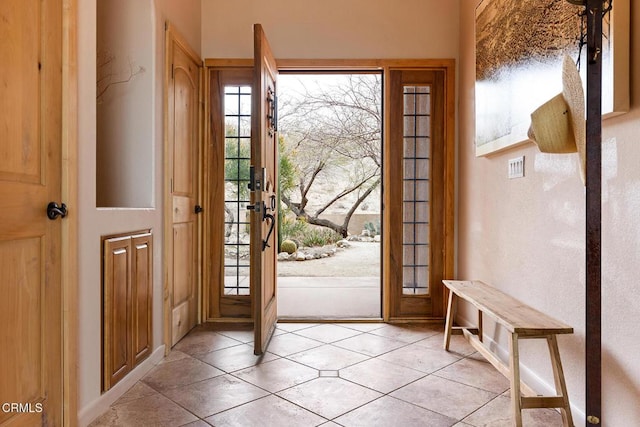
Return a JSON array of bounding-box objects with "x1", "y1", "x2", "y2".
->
[{"x1": 277, "y1": 317, "x2": 384, "y2": 323}]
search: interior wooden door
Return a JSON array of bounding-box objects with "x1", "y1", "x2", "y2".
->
[
  {"x1": 252, "y1": 24, "x2": 279, "y2": 355},
  {"x1": 387, "y1": 68, "x2": 450, "y2": 320},
  {"x1": 0, "y1": 0, "x2": 64, "y2": 424},
  {"x1": 167, "y1": 27, "x2": 202, "y2": 346}
]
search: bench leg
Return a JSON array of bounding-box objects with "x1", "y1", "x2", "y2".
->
[
  {"x1": 509, "y1": 333, "x2": 523, "y2": 427},
  {"x1": 547, "y1": 335, "x2": 574, "y2": 427},
  {"x1": 443, "y1": 290, "x2": 457, "y2": 350},
  {"x1": 478, "y1": 309, "x2": 483, "y2": 343}
]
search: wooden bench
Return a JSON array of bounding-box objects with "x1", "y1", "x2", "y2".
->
[{"x1": 442, "y1": 280, "x2": 574, "y2": 427}]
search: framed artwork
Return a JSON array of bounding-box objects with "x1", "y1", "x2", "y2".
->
[{"x1": 474, "y1": 0, "x2": 629, "y2": 156}]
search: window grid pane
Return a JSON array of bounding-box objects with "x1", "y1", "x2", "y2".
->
[
  {"x1": 402, "y1": 85, "x2": 431, "y2": 296},
  {"x1": 224, "y1": 85, "x2": 252, "y2": 296}
]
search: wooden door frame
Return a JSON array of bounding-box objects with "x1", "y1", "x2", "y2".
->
[
  {"x1": 202, "y1": 58, "x2": 455, "y2": 323},
  {"x1": 203, "y1": 64, "x2": 254, "y2": 321},
  {"x1": 163, "y1": 23, "x2": 204, "y2": 352},
  {"x1": 387, "y1": 68, "x2": 451, "y2": 320},
  {"x1": 62, "y1": 0, "x2": 79, "y2": 423},
  {"x1": 278, "y1": 59, "x2": 455, "y2": 322}
]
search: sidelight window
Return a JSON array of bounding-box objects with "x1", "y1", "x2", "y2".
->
[
  {"x1": 223, "y1": 85, "x2": 252, "y2": 295},
  {"x1": 402, "y1": 86, "x2": 431, "y2": 295}
]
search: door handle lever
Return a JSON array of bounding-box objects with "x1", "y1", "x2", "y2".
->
[
  {"x1": 262, "y1": 213, "x2": 276, "y2": 251},
  {"x1": 248, "y1": 165, "x2": 255, "y2": 191}
]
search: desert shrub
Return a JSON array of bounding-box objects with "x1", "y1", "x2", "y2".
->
[
  {"x1": 280, "y1": 215, "x2": 307, "y2": 240},
  {"x1": 280, "y1": 215, "x2": 341, "y2": 247},
  {"x1": 364, "y1": 220, "x2": 381, "y2": 236},
  {"x1": 300, "y1": 227, "x2": 342, "y2": 247}
]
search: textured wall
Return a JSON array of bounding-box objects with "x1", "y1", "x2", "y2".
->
[
  {"x1": 96, "y1": 0, "x2": 154, "y2": 207},
  {"x1": 458, "y1": 0, "x2": 640, "y2": 424}
]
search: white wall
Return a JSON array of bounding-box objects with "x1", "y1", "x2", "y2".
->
[
  {"x1": 458, "y1": 0, "x2": 640, "y2": 424},
  {"x1": 201, "y1": 0, "x2": 460, "y2": 59},
  {"x1": 157, "y1": 0, "x2": 202, "y2": 55},
  {"x1": 77, "y1": 0, "x2": 201, "y2": 423}
]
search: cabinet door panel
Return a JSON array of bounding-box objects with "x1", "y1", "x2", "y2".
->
[
  {"x1": 103, "y1": 231, "x2": 153, "y2": 391},
  {"x1": 132, "y1": 232, "x2": 153, "y2": 365},
  {"x1": 103, "y1": 236, "x2": 132, "y2": 389}
]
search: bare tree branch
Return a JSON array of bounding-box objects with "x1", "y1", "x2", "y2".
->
[
  {"x1": 340, "y1": 178, "x2": 381, "y2": 234},
  {"x1": 278, "y1": 74, "x2": 382, "y2": 238},
  {"x1": 314, "y1": 170, "x2": 379, "y2": 217},
  {"x1": 302, "y1": 161, "x2": 325, "y2": 201}
]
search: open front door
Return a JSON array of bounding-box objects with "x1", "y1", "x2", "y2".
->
[{"x1": 251, "y1": 24, "x2": 279, "y2": 354}]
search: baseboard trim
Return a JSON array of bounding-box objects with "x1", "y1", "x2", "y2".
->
[{"x1": 78, "y1": 345, "x2": 165, "y2": 427}]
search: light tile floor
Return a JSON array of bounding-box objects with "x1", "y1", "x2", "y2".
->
[{"x1": 90, "y1": 322, "x2": 564, "y2": 427}]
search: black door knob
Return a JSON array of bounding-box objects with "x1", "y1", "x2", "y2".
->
[{"x1": 47, "y1": 202, "x2": 68, "y2": 220}]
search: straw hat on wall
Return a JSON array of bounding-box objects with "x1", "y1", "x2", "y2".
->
[{"x1": 528, "y1": 55, "x2": 586, "y2": 184}]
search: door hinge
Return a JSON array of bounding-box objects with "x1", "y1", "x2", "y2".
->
[{"x1": 171, "y1": 63, "x2": 174, "y2": 79}]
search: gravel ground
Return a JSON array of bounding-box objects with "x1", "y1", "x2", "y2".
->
[{"x1": 277, "y1": 241, "x2": 380, "y2": 277}]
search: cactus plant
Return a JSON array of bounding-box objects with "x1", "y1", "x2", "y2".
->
[
  {"x1": 280, "y1": 239, "x2": 298, "y2": 254},
  {"x1": 364, "y1": 220, "x2": 381, "y2": 236}
]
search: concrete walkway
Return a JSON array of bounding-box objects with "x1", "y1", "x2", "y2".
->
[
  {"x1": 276, "y1": 241, "x2": 381, "y2": 318},
  {"x1": 277, "y1": 276, "x2": 381, "y2": 319}
]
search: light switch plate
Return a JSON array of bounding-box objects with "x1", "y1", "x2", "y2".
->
[{"x1": 508, "y1": 156, "x2": 524, "y2": 179}]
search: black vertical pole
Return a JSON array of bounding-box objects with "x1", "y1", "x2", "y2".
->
[{"x1": 585, "y1": 0, "x2": 603, "y2": 425}]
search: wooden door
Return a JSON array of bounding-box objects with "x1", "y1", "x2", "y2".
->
[
  {"x1": 0, "y1": 0, "x2": 63, "y2": 424},
  {"x1": 252, "y1": 24, "x2": 279, "y2": 355},
  {"x1": 167, "y1": 27, "x2": 202, "y2": 346},
  {"x1": 387, "y1": 69, "x2": 451, "y2": 320}
]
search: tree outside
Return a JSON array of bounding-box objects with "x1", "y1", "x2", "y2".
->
[
  {"x1": 278, "y1": 73, "x2": 382, "y2": 240},
  {"x1": 224, "y1": 73, "x2": 383, "y2": 251}
]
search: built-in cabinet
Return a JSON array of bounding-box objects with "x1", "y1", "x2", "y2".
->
[{"x1": 102, "y1": 230, "x2": 153, "y2": 392}]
